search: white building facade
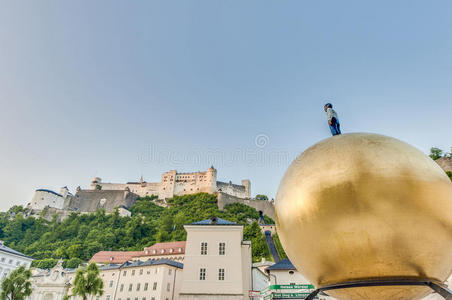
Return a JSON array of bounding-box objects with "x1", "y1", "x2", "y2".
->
[
  {"x1": 0, "y1": 241, "x2": 33, "y2": 282},
  {"x1": 29, "y1": 260, "x2": 71, "y2": 300},
  {"x1": 179, "y1": 217, "x2": 252, "y2": 300}
]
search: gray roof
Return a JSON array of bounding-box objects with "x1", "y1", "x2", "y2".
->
[
  {"x1": 189, "y1": 217, "x2": 238, "y2": 226},
  {"x1": 266, "y1": 258, "x2": 296, "y2": 271},
  {"x1": 99, "y1": 263, "x2": 121, "y2": 271},
  {"x1": 0, "y1": 243, "x2": 32, "y2": 259},
  {"x1": 35, "y1": 189, "x2": 63, "y2": 197},
  {"x1": 152, "y1": 258, "x2": 183, "y2": 269},
  {"x1": 121, "y1": 258, "x2": 183, "y2": 269}
]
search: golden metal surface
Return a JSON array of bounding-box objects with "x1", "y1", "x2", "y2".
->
[{"x1": 275, "y1": 133, "x2": 452, "y2": 300}]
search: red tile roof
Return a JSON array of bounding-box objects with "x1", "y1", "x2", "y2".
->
[
  {"x1": 89, "y1": 251, "x2": 145, "y2": 264},
  {"x1": 89, "y1": 241, "x2": 186, "y2": 264},
  {"x1": 140, "y1": 241, "x2": 186, "y2": 256}
]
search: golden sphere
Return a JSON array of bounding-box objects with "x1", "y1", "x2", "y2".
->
[{"x1": 275, "y1": 133, "x2": 452, "y2": 300}]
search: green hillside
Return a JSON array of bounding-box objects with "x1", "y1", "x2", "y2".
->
[{"x1": 0, "y1": 193, "x2": 274, "y2": 269}]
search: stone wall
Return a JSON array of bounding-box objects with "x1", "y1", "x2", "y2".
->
[
  {"x1": 217, "y1": 192, "x2": 275, "y2": 220},
  {"x1": 436, "y1": 157, "x2": 452, "y2": 172}
]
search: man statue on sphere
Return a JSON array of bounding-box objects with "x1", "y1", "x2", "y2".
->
[{"x1": 324, "y1": 103, "x2": 341, "y2": 136}]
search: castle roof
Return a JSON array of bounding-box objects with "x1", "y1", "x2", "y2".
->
[
  {"x1": 189, "y1": 217, "x2": 238, "y2": 226},
  {"x1": 35, "y1": 189, "x2": 63, "y2": 197}
]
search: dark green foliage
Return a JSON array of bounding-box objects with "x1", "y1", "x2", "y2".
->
[
  {"x1": 430, "y1": 147, "x2": 444, "y2": 160},
  {"x1": 273, "y1": 233, "x2": 288, "y2": 260},
  {"x1": 255, "y1": 194, "x2": 269, "y2": 201},
  {"x1": 0, "y1": 193, "x2": 273, "y2": 265},
  {"x1": 0, "y1": 265, "x2": 32, "y2": 300},
  {"x1": 446, "y1": 171, "x2": 452, "y2": 181},
  {"x1": 31, "y1": 258, "x2": 58, "y2": 269},
  {"x1": 68, "y1": 263, "x2": 103, "y2": 300},
  {"x1": 244, "y1": 222, "x2": 270, "y2": 262},
  {"x1": 63, "y1": 258, "x2": 83, "y2": 269}
]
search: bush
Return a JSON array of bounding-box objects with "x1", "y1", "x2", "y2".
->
[
  {"x1": 63, "y1": 258, "x2": 83, "y2": 269},
  {"x1": 31, "y1": 258, "x2": 58, "y2": 269},
  {"x1": 273, "y1": 233, "x2": 288, "y2": 260}
]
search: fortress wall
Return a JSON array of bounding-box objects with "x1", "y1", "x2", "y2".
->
[
  {"x1": 95, "y1": 183, "x2": 128, "y2": 190},
  {"x1": 217, "y1": 192, "x2": 275, "y2": 220},
  {"x1": 217, "y1": 182, "x2": 249, "y2": 199},
  {"x1": 29, "y1": 190, "x2": 65, "y2": 210}
]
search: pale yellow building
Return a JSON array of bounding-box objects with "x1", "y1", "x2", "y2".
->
[
  {"x1": 179, "y1": 217, "x2": 252, "y2": 300},
  {"x1": 67, "y1": 259, "x2": 183, "y2": 300}
]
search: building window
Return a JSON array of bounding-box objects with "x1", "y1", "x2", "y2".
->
[
  {"x1": 132, "y1": 270, "x2": 135, "y2": 276},
  {"x1": 109, "y1": 280, "x2": 113, "y2": 287},
  {"x1": 123, "y1": 271, "x2": 127, "y2": 276},
  {"x1": 219, "y1": 242, "x2": 225, "y2": 255},
  {"x1": 96, "y1": 297, "x2": 99, "y2": 300},
  {"x1": 153, "y1": 282, "x2": 157, "y2": 290},
  {"x1": 167, "y1": 283, "x2": 170, "y2": 291},
  {"x1": 151, "y1": 298, "x2": 155, "y2": 300},
  {"x1": 169, "y1": 269, "x2": 172, "y2": 275},
  {"x1": 106, "y1": 296, "x2": 110, "y2": 300},
  {"x1": 136, "y1": 283, "x2": 141, "y2": 291},
  {"x1": 199, "y1": 268, "x2": 206, "y2": 280},
  {"x1": 140, "y1": 269, "x2": 143, "y2": 275},
  {"x1": 144, "y1": 283, "x2": 148, "y2": 291},
  {"x1": 218, "y1": 268, "x2": 225, "y2": 280},
  {"x1": 120, "y1": 284, "x2": 124, "y2": 292},
  {"x1": 128, "y1": 284, "x2": 133, "y2": 291},
  {"x1": 201, "y1": 242, "x2": 207, "y2": 255}
]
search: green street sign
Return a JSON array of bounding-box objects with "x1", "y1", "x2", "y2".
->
[
  {"x1": 269, "y1": 284, "x2": 315, "y2": 290},
  {"x1": 272, "y1": 292, "x2": 318, "y2": 299}
]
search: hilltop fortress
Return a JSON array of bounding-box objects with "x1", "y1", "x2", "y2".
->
[
  {"x1": 26, "y1": 167, "x2": 259, "y2": 219},
  {"x1": 91, "y1": 166, "x2": 251, "y2": 200}
]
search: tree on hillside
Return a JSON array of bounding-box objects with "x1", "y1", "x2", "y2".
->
[
  {"x1": 0, "y1": 265, "x2": 32, "y2": 300},
  {"x1": 446, "y1": 171, "x2": 452, "y2": 181},
  {"x1": 65, "y1": 263, "x2": 103, "y2": 300},
  {"x1": 255, "y1": 194, "x2": 269, "y2": 201},
  {"x1": 430, "y1": 147, "x2": 443, "y2": 160}
]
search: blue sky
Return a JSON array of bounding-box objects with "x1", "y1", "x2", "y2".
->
[{"x1": 0, "y1": 1, "x2": 451, "y2": 211}]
